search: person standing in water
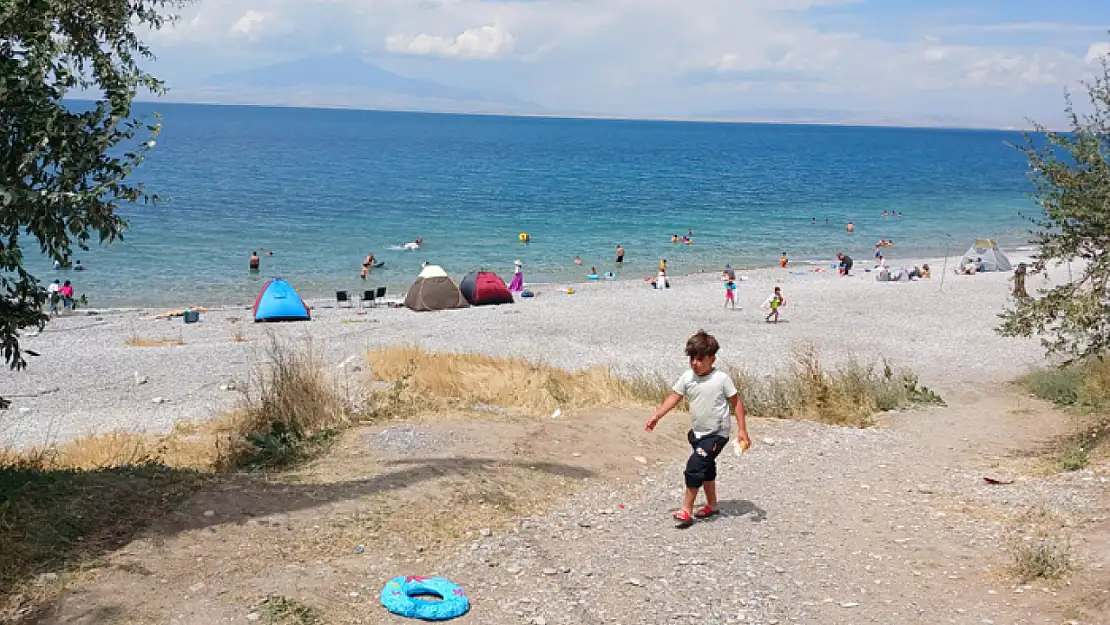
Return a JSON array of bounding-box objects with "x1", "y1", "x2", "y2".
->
[
  {"x1": 249, "y1": 251, "x2": 260, "y2": 272},
  {"x1": 616, "y1": 244, "x2": 625, "y2": 268}
]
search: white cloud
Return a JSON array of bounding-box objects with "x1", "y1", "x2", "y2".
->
[
  {"x1": 386, "y1": 24, "x2": 516, "y2": 59},
  {"x1": 135, "y1": 0, "x2": 1103, "y2": 121},
  {"x1": 230, "y1": 10, "x2": 267, "y2": 38},
  {"x1": 1087, "y1": 42, "x2": 1110, "y2": 65}
]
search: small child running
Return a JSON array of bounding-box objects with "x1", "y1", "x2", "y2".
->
[
  {"x1": 764, "y1": 286, "x2": 785, "y2": 323},
  {"x1": 724, "y1": 277, "x2": 737, "y2": 309},
  {"x1": 645, "y1": 330, "x2": 751, "y2": 526}
]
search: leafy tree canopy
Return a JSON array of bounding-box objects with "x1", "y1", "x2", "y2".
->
[
  {"x1": 999, "y1": 59, "x2": 1110, "y2": 359},
  {"x1": 1, "y1": 0, "x2": 189, "y2": 407}
]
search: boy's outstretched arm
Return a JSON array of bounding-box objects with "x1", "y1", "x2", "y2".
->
[
  {"x1": 645, "y1": 392, "x2": 683, "y2": 431},
  {"x1": 729, "y1": 394, "x2": 751, "y2": 448}
]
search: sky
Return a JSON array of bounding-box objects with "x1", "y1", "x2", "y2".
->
[{"x1": 140, "y1": 0, "x2": 1110, "y2": 125}]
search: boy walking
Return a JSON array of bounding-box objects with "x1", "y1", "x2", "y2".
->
[{"x1": 645, "y1": 330, "x2": 751, "y2": 526}]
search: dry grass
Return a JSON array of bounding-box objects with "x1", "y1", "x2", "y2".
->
[
  {"x1": 363, "y1": 346, "x2": 666, "y2": 419},
  {"x1": 362, "y1": 344, "x2": 942, "y2": 429},
  {"x1": 1019, "y1": 359, "x2": 1110, "y2": 470},
  {"x1": 728, "y1": 343, "x2": 945, "y2": 427},
  {"x1": 0, "y1": 335, "x2": 354, "y2": 619},
  {"x1": 124, "y1": 334, "x2": 185, "y2": 347}
]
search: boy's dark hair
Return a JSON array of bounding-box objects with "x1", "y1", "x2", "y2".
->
[{"x1": 685, "y1": 330, "x2": 719, "y2": 358}]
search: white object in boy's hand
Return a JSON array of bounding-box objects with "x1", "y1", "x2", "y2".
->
[{"x1": 733, "y1": 440, "x2": 745, "y2": 457}]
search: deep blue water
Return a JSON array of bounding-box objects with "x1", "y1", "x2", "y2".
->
[{"x1": 35, "y1": 103, "x2": 1036, "y2": 307}]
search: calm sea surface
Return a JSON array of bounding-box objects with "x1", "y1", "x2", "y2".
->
[{"x1": 35, "y1": 103, "x2": 1037, "y2": 307}]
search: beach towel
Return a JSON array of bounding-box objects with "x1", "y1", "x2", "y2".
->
[{"x1": 509, "y1": 272, "x2": 524, "y2": 292}]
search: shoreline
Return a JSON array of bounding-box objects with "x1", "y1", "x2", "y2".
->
[
  {"x1": 69, "y1": 244, "x2": 1036, "y2": 315},
  {"x1": 2, "y1": 247, "x2": 1048, "y2": 451}
]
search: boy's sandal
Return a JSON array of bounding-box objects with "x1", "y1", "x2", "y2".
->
[
  {"x1": 694, "y1": 506, "x2": 719, "y2": 518},
  {"x1": 673, "y1": 510, "x2": 694, "y2": 525}
]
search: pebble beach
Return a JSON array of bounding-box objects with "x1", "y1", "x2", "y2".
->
[{"x1": 1, "y1": 253, "x2": 1056, "y2": 450}]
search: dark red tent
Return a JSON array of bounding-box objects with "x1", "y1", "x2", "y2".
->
[{"x1": 458, "y1": 271, "x2": 514, "y2": 306}]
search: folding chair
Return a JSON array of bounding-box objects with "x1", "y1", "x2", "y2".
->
[
  {"x1": 374, "y1": 286, "x2": 387, "y2": 307},
  {"x1": 359, "y1": 290, "x2": 375, "y2": 309},
  {"x1": 336, "y1": 291, "x2": 352, "y2": 309}
]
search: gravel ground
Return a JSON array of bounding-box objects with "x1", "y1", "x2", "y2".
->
[
  {"x1": 435, "y1": 418, "x2": 1109, "y2": 625},
  {"x1": 1, "y1": 253, "x2": 1057, "y2": 450}
]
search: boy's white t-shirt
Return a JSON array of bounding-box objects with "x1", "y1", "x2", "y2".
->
[{"x1": 672, "y1": 368, "x2": 738, "y2": 438}]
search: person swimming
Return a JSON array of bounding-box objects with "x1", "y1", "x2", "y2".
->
[
  {"x1": 403, "y1": 237, "x2": 423, "y2": 250},
  {"x1": 574, "y1": 256, "x2": 582, "y2": 265}
]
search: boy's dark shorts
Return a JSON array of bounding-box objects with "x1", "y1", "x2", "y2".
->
[{"x1": 685, "y1": 430, "x2": 729, "y2": 488}]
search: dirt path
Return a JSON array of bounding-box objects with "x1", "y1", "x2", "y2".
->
[{"x1": 26, "y1": 385, "x2": 1110, "y2": 625}]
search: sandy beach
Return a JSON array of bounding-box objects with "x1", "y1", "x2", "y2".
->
[{"x1": 1, "y1": 252, "x2": 1056, "y2": 450}]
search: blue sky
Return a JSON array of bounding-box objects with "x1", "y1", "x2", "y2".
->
[{"x1": 141, "y1": 0, "x2": 1110, "y2": 125}]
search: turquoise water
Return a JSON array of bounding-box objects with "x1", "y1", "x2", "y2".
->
[{"x1": 37, "y1": 103, "x2": 1036, "y2": 307}]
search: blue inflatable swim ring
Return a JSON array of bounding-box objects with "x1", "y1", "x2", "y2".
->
[
  {"x1": 381, "y1": 576, "x2": 470, "y2": 621},
  {"x1": 586, "y1": 274, "x2": 600, "y2": 280},
  {"x1": 604, "y1": 272, "x2": 616, "y2": 281}
]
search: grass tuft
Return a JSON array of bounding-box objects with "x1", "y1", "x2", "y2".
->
[
  {"x1": 1018, "y1": 359, "x2": 1110, "y2": 470},
  {"x1": 729, "y1": 343, "x2": 944, "y2": 427}
]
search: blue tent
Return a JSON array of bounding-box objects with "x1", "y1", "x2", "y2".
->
[{"x1": 253, "y1": 278, "x2": 311, "y2": 322}]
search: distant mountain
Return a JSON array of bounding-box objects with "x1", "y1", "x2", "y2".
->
[
  {"x1": 167, "y1": 53, "x2": 540, "y2": 115},
  {"x1": 691, "y1": 107, "x2": 1010, "y2": 129}
]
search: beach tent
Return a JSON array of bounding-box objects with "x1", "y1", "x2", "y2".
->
[
  {"x1": 459, "y1": 270, "x2": 514, "y2": 306},
  {"x1": 253, "y1": 278, "x2": 311, "y2": 322},
  {"x1": 404, "y1": 264, "x2": 470, "y2": 312},
  {"x1": 960, "y1": 238, "x2": 1013, "y2": 272}
]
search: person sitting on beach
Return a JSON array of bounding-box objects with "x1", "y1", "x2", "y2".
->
[
  {"x1": 921, "y1": 264, "x2": 931, "y2": 279},
  {"x1": 779, "y1": 252, "x2": 788, "y2": 268},
  {"x1": 837, "y1": 252, "x2": 853, "y2": 276},
  {"x1": 652, "y1": 270, "x2": 670, "y2": 289},
  {"x1": 764, "y1": 286, "x2": 785, "y2": 323},
  {"x1": 59, "y1": 280, "x2": 75, "y2": 309},
  {"x1": 249, "y1": 251, "x2": 260, "y2": 271}
]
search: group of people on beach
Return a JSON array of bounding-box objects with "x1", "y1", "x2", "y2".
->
[{"x1": 46, "y1": 279, "x2": 76, "y2": 315}]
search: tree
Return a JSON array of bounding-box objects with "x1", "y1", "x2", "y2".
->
[
  {"x1": 1, "y1": 0, "x2": 189, "y2": 407},
  {"x1": 998, "y1": 58, "x2": 1110, "y2": 360}
]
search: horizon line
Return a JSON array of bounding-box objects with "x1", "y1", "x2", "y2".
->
[{"x1": 119, "y1": 96, "x2": 1044, "y2": 133}]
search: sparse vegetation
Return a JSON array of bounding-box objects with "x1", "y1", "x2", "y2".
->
[
  {"x1": 1018, "y1": 359, "x2": 1110, "y2": 470},
  {"x1": 363, "y1": 346, "x2": 663, "y2": 418},
  {"x1": 257, "y1": 595, "x2": 321, "y2": 625},
  {"x1": 363, "y1": 344, "x2": 942, "y2": 429},
  {"x1": 124, "y1": 329, "x2": 185, "y2": 347},
  {"x1": 1010, "y1": 535, "x2": 1072, "y2": 582},
  {"x1": 728, "y1": 344, "x2": 944, "y2": 427}
]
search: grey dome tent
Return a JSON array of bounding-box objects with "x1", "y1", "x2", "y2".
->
[
  {"x1": 960, "y1": 238, "x2": 1013, "y2": 272},
  {"x1": 404, "y1": 264, "x2": 470, "y2": 312}
]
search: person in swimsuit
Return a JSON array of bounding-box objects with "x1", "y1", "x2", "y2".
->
[
  {"x1": 616, "y1": 244, "x2": 624, "y2": 267},
  {"x1": 765, "y1": 286, "x2": 784, "y2": 323},
  {"x1": 249, "y1": 251, "x2": 260, "y2": 271}
]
